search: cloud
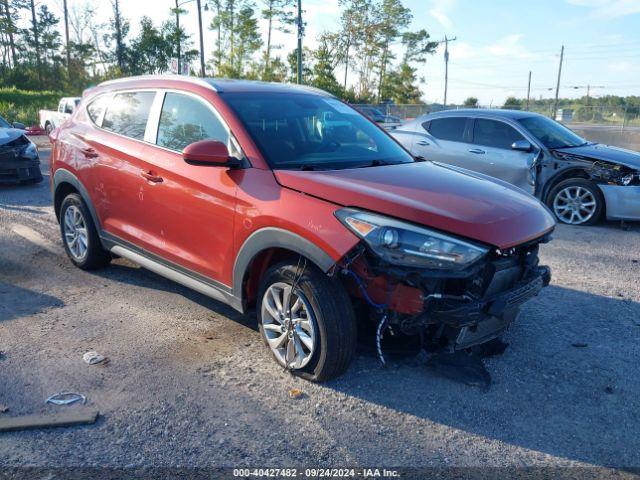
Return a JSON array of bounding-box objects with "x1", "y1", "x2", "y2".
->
[
  {"x1": 486, "y1": 34, "x2": 535, "y2": 59},
  {"x1": 429, "y1": 0, "x2": 456, "y2": 29},
  {"x1": 565, "y1": 0, "x2": 640, "y2": 19}
]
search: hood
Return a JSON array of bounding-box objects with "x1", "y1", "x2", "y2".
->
[
  {"x1": 557, "y1": 143, "x2": 640, "y2": 170},
  {"x1": 275, "y1": 162, "x2": 556, "y2": 249},
  {"x1": 0, "y1": 128, "x2": 26, "y2": 146}
]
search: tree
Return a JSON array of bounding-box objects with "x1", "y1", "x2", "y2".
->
[
  {"x1": 109, "y1": 0, "x2": 129, "y2": 72},
  {"x1": 310, "y1": 34, "x2": 344, "y2": 97},
  {"x1": 375, "y1": 0, "x2": 411, "y2": 101},
  {"x1": 463, "y1": 97, "x2": 478, "y2": 107},
  {"x1": 261, "y1": 0, "x2": 294, "y2": 80},
  {"x1": 129, "y1": 17, "x2": 171, "y2": 74},
  {"x1": 1, "y1": 0, "x2": 18, "y2": 68},
  {"x1": 213, "y1": 0, "x2": 262, "y2": 78},
  {"x1": 503, "y1": 96, "x2": 522, "y2": 109}
]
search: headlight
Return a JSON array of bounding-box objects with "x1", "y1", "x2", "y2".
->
[
  {"x1": 23, "y1": 141, "x2": 38, "y2": 159},
  {"x1": 620, "y1": 173, "x2": 635, "y2": 186},
  {"x1": 335, "y1": 208, "x2": 488, "y2": 270}
]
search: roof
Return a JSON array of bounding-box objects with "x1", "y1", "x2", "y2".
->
[
  {"x1": 205, "y1": 78, "x2": 334, "y2": 96},
  {"x1": 90, "y1": 75, "x2": 333, "y2": 97},
  {"x1": 427, "y1": 108, "x2": 542, "y2": 120}
]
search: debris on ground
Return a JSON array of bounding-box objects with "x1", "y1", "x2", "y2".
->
[
  {"x1": 288, "y1": 388, "x2": 304, "y2": 399},
  {"x1": 426, "y1": 352, "x2": 491, "y2": 390},
  {"x1": 605, "y1": 386, "x2": 614, "y2": 394},
  {"x1": 82, "y1": 351, "x2": 108, "y2": 365},
  {"x1": 0, "y1": 404, "x2": 8, "y2": 413},
  {"x1": 572, "y1": 342, "x2": 588, "y2": 348},
  {"x1": 0, "y1": 351, "x2": 5, "y2": 360},
  {"x1": 0, "y1": 411, "x2": 99, "y2": 432},
  {"x1": 45, "y1": 392, "x2": 86, "y2": 406}
]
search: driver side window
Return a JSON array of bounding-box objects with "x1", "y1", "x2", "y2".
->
[
  {"x1": 473, "y1": 119, "x2": 524, "y2": 149},
  {"x1": 156, "y1": 93, "x2": 229, "y2": 152}
]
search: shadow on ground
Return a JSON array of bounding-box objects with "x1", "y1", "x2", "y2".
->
[{"x1": 0, "y1": 282, "x2": 63, "y2": 321}]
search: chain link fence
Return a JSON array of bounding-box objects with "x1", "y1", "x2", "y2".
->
[{"x1": 354, "y1": 103, "x2": 640, "y2": 150}]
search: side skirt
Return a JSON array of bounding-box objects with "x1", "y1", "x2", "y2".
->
[{"x1": 104, "y1": 237, "x2": 244, "y2": 313}]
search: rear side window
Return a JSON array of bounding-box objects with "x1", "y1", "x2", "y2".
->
[
  {"x1": 156, "y1": 93, "x2": 228, "y2": 152},
  {"x1": 86, "y1": 95, "x2": 110, "y2": 126},
  {"x1": 428, "y1": 117, "x2": 466, "y2": 142},
  {"x1": 102, "y1": 91, "x2": 155, "y2": 140},
  {"x1": 473, "y1": 119, "x2": 524, "y2": 149}
]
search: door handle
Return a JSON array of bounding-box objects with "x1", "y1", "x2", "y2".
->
[
  {"x1": 416, "y1": 140, "x2": 430, "y2": 146},
  {"x1": 141, "y1": 170, "x2": 163, "y2": 183},
  {"x1": 468, "y1": 148, "x2": 485, "y2": 154},
  {"x1": 80, "y1": 147, "x2": 98, "y2": 158}
]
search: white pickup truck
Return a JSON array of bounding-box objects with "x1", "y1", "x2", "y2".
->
[{"x1": 39, "y1": 97, "x2": 81, "y2": 135}]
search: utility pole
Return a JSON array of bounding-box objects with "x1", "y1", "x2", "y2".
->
[
  {"x1": 552, "y1": 45, "x2": 564, "y2": 119},
  {"x1": 63, "y1": 0, "x2": 70, "y2": 72},
  {"x1": 526, "y1": 71, "x2": 531, "y2": 111},
  {"x1": 443, "y1": 36, "x2": 449, "y2": 107},
  {"x1": 296, "y1": 0, "x2": 303, "y2": 84},
  {"x1": 196, "y1": 0, "x2": 205, "y2": 77},
  {"x1": 433, "y1": 36, "x2": 456, "y2": 107}
]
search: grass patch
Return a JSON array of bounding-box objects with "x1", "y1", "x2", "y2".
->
[{"x1": 0, "y1": 87, "x2": 68, "y2": 126}]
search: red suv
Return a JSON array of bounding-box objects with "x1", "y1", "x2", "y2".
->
[{"x1": 50, "y1": 76, "x2": 555, "y2": 381}]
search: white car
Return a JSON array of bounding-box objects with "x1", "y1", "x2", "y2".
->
[{"x1": 39, "y1": 97, "x2": 81, "y2": 135}]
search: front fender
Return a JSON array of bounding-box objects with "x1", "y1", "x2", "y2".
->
[{"x1": 232, "y1": 227, "x2": 337, "y2": 299}]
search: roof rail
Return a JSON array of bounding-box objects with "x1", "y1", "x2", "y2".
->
[{"x1": 98, "y1": 74, "x2": 217, "y2": 92}]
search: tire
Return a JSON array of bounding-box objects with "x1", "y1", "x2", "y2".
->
[
  {"x1": 257, "y1": 261, "x2": 357, "y2": 382},
  {"x1": 45, "y1": 122, "x2": 53, "y2": 136},
  {"x1": 546, "y1": 178, "x2": 604, "y2": 226},
  {"x1": 59, "y1": 193, "x2": 111, "y2": 270}
]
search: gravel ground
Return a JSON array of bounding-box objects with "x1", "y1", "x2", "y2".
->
[{"x1": 1, "y1": 151, "x2": 639, "y2": 475}]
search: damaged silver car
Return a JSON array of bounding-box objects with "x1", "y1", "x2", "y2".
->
[{"x1": 393, "y1": 110, "x2": 640, "y2": 225}]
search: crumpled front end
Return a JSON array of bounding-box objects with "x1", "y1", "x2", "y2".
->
[
  {"x1": 0, "y1": 133, "x2": 42, "y2": 184},
  {"x1": 338, "y1": 234, "x2": 552, "y2": 353}
]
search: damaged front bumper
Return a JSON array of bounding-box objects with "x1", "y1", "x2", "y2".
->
[
  {"x1": 599, "y1": 185, "x2": 640, "y2": 221},
  {"x1": 0, "y1": 159, "x2": 43, "y2": 183},
  {"x1": 341, "y1": 236, "x2": 552, "y2": 353},
  {"x1": 428, "y1": 265, "x2": 550, "y2": 350}
]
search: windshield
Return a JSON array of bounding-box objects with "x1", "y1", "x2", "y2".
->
[
  {"x1": 518, "y1": 115, "x2": 586, "y2": 149},
  {"x1": 222, "y1": 93, "x2": 414, "y2": 170},
  {"x1": 0, "y1": 115, "x2": 10, "y2": 128}
]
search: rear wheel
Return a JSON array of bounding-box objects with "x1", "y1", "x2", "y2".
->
[
  {"x1": 59, "y1": 193, "x2": 111, "y2": 270},
  {"x1": 257, "y1": 261, "x2": 357, "y2": 382},
  {"x1": 45, "y1": 122, "x2": 53, "y2": 136},
  {"x1": 547, "y1": 178, "x2": 604, "y2": 226}
]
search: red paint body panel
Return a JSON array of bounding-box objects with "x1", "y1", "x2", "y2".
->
[{"x1": 275, "y1": 162, "x2": 556, "y2": 249}]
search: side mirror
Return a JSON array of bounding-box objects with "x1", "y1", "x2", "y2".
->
[
  {"x1": 512, "y1": 140, "x2": 532, "y2": 152},
  {"x1": 12, "y1": 122, "x2": 26, "y2": 130},
  {"x1": 183, "y1": 140, "x2": 240, "y2": 168}
]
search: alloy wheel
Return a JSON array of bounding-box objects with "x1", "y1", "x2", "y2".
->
[
  {"x1": 63, "y1": 205, "x2": 89, "y2": 261},
  {"x1": 261, "y1": 282, "x2": 316, "y2": 369},
  {"x1": 553, "y1": 186, "x2": 597, "y2": 225}
]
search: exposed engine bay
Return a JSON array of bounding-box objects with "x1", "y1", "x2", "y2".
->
[
  {"x1": 339, "y1": 234, "x2": 552, "y2": 358},
  {"x1": 549, "y1": 149, "x2": 639, "y2": 187}
]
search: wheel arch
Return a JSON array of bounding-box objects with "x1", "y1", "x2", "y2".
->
[
  {"x1": 233, "y1": 228, "x2": 337, "y2": 309},
  {"x1": 53, "y1": 169, "x2": 102, "y2": 232},
  {"x1": 541, "y1": 167, "x2": 592, "y2": 204}
]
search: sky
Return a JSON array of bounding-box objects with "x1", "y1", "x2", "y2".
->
[{"x1": 44, "y1": 0, "x2": 640, "y2": 105}]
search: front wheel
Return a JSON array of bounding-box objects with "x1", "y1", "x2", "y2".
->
[
  {"x1": 257, "y1": 261, "x2": 357, "y2": 382},
  {"x1": 547, "y1": 178, "x2": 604, "y2": 226}
]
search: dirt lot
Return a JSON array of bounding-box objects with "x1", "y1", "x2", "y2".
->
[{"x1": 1, "y1": 150, "x2": 639, "y2": 476}]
